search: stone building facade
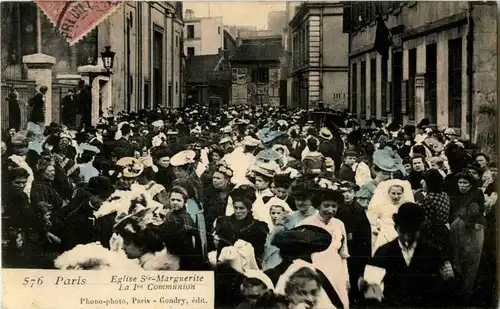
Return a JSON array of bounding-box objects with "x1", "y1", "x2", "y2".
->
[
  {"x1": 289, "y1": 2, "x2": 349, "y2": 110},
  {"x1": 183, "y1": 10, "x2": 224, "y2": 56},
  {"x1": 344, "y1": 1, "x2": 497, "y2": 144}
]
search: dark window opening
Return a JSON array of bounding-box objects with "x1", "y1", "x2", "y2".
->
[
  {"x1": 425, "y1": 43, "x2": 437, "y2": 124},
  {"x1": 252, "y1": 68, "x2": 269, "y2": 83},
  {"x1": 187, "y1": 47, "x2": 195, "y2": 57},
  {"x1": 352, "y1": 62, "x2": 358, "y2": 114},
  {"x1": 187, "y1": 25, "x2": 194, "y2": 38},
  {"x1": 370, "y1": 58, "x2": 376, "y2": 118},
  {"x1": 153, "y1": 29, "x2": 163, "y2": 107},
  {"x1": 218, "y1": 26, "x2": 221, "y2": 35},
  {"x1": 408, "y1": 48, "x2": 417, "y2": 120},
  {"x1": 381, "y1": 57, "x2": 388, "y2": 117},
  {"x1": 360, "y1": 61, "x2": 366, "y2": 117},
  {"x1": 448, "y1": 38, "x2": 462, "y2": 128},
  {"x1": 392, "y1": 51, "x2": 403, "y2": 122}
]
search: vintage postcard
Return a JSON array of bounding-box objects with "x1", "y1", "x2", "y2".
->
[{"x1": 1, "y1": 1, "x2": 497, "y2": 309}]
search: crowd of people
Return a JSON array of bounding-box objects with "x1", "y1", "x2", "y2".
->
[{"x1": 1, "y1": 102, "x2": 497, "y2": 309}]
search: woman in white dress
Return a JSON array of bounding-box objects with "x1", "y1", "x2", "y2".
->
[
  {"x1": 298, "y1": 189, "x2": 350, "y2": 309},
  {"x1": 367, "y1": 179, "x2": 415, "y2": 254}
]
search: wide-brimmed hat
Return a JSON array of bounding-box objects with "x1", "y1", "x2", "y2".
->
[
  {"x1": 324, "y1": 157, "x2": 335, "y2": 168},
  {"x1": 170, "y1": 150, "x2": 196, "y2": 167},
  {"x1": 253, "y1": 161, "x2": 278, "y2": 178},
  {"x1": 242, "y1": 136, "x2": 261, "y2": 147},
  {"x1": 79, "y1": 143, "x2": 100, "y2": 154},
  {"x1": 289, "y1": 181, "x2": 315, "y2": 199},
  {"x1": 338, "y1": 181, "x2": 359, "y2": 192},
  {"x1": 424, "y1": 136, "x2": 444, "y2": 153},
  {"x1": 372, "y1": 146, "x2": 405, "y2": 173},
  {"x1": 113, "y1": 201, "x2": 158, "y2": 229},
  {"x1": 319, "y1": 127, "x2": 333, "y2": 140},
  {"x1": 272, "y1": 225, "x2": 332, "y2": 256},
  {"x1": 116, "y1": 157, "x2": 144, "y2": 178},
  {"x1": 311, "y1": 188, "x2": 344, "y2": 203},
  {"x1": 256, "y1": 148, "x2": 281, "y2": 162}
]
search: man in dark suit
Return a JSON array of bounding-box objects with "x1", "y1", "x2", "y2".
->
[
  {"x1": 359, "y1": 202, "x2": 455, "y2": 307},
  {"x1": 61, "y1": 89, "x2": 76, "y2": 127},
  {"x1": 28, "y1": 85, "x2": 48, "y2": 125},
  {"x1": 76, "y1": 80, "x2": 92, "y2": 129}
]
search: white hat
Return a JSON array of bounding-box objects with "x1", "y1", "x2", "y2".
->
[
  {"x1": 242, "y1": 136, "x2": 261, "y2": 147},
  {"x1": 170, "y1": 150, "x2": 196, "y2": 167},
  {"x1": 253, "y1": 161, "x2": 278, "y2": 178},
  {"x1": 151, "y1": 120, "x2": 164, "y2": 128},
  {"x1": 220, "y1": 136, "x2": 232, "y2": 144}
]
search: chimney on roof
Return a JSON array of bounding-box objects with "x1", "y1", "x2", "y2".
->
[{"x1": 185, "y1": 9, "x2": 194, "y2": 20}]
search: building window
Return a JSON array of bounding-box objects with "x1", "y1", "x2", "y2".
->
[
  {"x1": 448, "y1": 38, "x2": 462, "y2": 128},
  {"x1": 352, "y1": 63, "x2": 358, "y2": 114},
  {"x1": 176, "y1": 35, "x2": 179, "y2": 47},
  {"x1": 392, "y1": 51, "x2": 403, "y2": 119},
  {"x1": 370, "y1": 58, "x2": 376, "y2": 118},
  {"x1": 408, "y1": 48, "x2": 417, "y2": 120},
  {"x1": 252, "y1": 68, "x2": 269, "y2": 83},
  {"x1": 381, "y1": 57, "x2": 388, "y2": 117},
  {"x1": 425, "y1": 44, "x2": 437, "y2": 124},
  {"x1": 176, "y1": 81, "x2": 178, "y2": 94},
  {"x1": 360, "y1": 61, "x2": 366, "y2": 117},
  {"x1": 153, "y1": 28, "x2": 164, "y2": 107},
  {"x1": 187, "y1": 25, "x2": 194, "y2": 38},
  {"x1": 187, "y1": 47, "x2": 195, "y2": 57},
  {"x1": 218, "y1": 26, "x2": 221, "y2": 34}
]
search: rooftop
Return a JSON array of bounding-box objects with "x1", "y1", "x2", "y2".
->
[
  {"x1": 186, "y1": 55, "x2": 220, "y2": 84},
  {"x1": 230, "y1": 37, "x2": 283, "y2": 62}
]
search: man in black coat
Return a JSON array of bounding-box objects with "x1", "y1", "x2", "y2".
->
[
  {"x1": 7, "y1": 89, "x2": 22, "y2": 130},
  {"x1": 61, "y1": 89, "x2": 76, "y2": 127},
  {"x1": 28, "y1": 85, "x2": 47, "y2": 124},
  {"x1": 76, "y1": 80, "x2": 92, "y2": 129},
  {"x1": 53, "y1": 176, "x2": 114, "y2": 251},
  {"x1": 359, "y1": 202, "x2": 455, "y2": 307}
]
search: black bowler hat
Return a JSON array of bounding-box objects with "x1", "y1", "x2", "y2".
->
[{"x1": 393, "y1": 202, "x2": 425, "y2": 232}]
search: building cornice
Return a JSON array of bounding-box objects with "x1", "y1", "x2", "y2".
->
[
  {"x1": 290, "y1": 2, "x2": 343, "y2": 27},
  {"x1": 349, "y1": 11, "x2": 467, "y2": 58}
]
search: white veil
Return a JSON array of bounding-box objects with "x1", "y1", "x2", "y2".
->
[
  {"x1": 367, "y1": 179, "x2": 415, "y2": 219},
  {"x1": 275, "y1": 259, "x2": 335, "y2": 309}
]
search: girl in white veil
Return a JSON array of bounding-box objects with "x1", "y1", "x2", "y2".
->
[
  {"x1": 367, "y1": 179, "x2": 415, "y2": 254},
  {"x1": 275, "y1": 259, "x2": 335, "y2": 309}
]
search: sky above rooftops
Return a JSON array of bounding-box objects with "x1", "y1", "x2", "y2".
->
[{"x1": 183, "y1": 1, "x2": 286, "y2": 29}]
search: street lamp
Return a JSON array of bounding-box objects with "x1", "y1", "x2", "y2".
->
[{"x1": 100, "y1": 46, "x2": 116, "y2": 74}]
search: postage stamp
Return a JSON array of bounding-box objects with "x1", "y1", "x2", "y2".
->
[{"x1": 35, "y1": 1, "x2": 124, "y2": 45}]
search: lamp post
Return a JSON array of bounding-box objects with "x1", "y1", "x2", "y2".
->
[{"x1": 100, "y1": 46, "x2": 116, "y2": 74}]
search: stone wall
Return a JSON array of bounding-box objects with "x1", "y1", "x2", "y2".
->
[
  {"x1": 350, "y1": 2, "x2": 469, "y2": 52},
  {"x1": 471, "y1": 3, "x2": 497, "y2": 156}
]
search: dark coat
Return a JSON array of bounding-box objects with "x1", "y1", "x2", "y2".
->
[
  {"x1": 214, "y1": 215, "x2": 269, "y2": 266},
  {"x1": 336, "y1": 200, "x2": 372, "y2": 287},
  {"x1": 339, "y1": 164, "x2": 356, "y2": 182},
  {"x1": 61, "y1": 94, "x2": 76, "y2": 127},
  {"x1": 28, "y1": 93, "x2": 45, "y2": 123},
  {"x1": 319, "y1": 135, "x2": 344, "y2": 171},
  {"x1": 161, "y1": 208, "x2": 206, "y2": 270},
  {"x1": 8, "y1": 96, "x2": 21, "y2": 130},
  {"x1": 369, "y1": 239, "x2": 452, "y2": 307},
  {"x1": 202, "y1": 184, "x2": 234, "y2": 236}
]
